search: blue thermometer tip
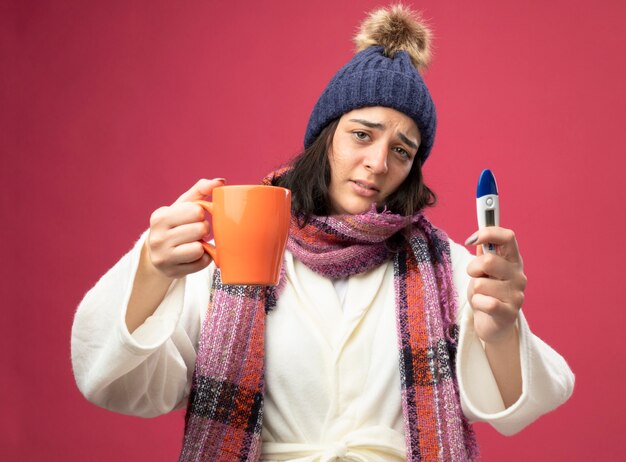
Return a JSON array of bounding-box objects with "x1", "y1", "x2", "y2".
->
[{"x1": 477, "y1": 169, "x2": 498, "y2": 198}]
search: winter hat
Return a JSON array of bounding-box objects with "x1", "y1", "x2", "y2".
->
[{"x1": 304, "y1": 4, "x2": 436, "y2": 163}]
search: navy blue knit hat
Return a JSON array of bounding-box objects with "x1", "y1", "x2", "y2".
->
[{"x1": 304, "y1": 5, "x2": 436, "y2": 163}]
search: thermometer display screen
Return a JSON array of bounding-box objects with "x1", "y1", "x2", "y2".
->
[{"x1": 485, "y1": 209, "x2": 495, "y2": 226}]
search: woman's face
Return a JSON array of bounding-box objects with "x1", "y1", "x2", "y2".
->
[{"x1": 327, "y1": 106, "x2": 421, "y2": 215}]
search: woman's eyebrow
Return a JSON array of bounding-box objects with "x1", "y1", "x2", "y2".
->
[
  {"x1": 398, "y1": 133, "x2": 419, "y2": 151},
  {"x1": 349, "y1": 118, "x2": 385, "y2": 130}
]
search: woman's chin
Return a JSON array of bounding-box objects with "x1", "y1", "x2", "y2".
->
[{"x1": 331, "y1": 199, "x2": 379, "y2": 215}]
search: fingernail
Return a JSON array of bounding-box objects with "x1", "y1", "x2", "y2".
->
[
  {"x1": 465, "y1": 232, "x2": 479, "y2": 246},
  {"x1": 212, "y1": 177, "x2": 226, "y2": 183}
]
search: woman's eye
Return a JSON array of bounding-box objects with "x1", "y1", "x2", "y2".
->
[
  {"x1": 353, "y1": 131, "x2": 369, "y2": 141},
  {"x1": 394, "y1": 147, "x2": 411, "y2": 159}
]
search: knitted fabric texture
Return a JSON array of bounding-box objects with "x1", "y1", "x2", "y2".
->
[
  {"x1": 180, "y1": 179, "x2": 478, "y2": 461},
  {"x1": 179, "y1": 279, "x2": 269, "y2": 461},
  {"x1": 304, "y1": 45, "x2": 437, "y2": 163}
]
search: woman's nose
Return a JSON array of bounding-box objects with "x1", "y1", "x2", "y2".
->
[{"x1": 364, "y1": 144, "x2": 388, "y2": 174}]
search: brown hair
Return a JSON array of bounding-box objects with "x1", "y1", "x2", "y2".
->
[{"x1": 274, "y1": 118, "x2": 436, "y2": 222}]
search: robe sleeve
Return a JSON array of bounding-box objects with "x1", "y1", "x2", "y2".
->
[
  {"x1": 450, "y1": 240, "x2": 575, "y2": 435},
  {"x1": 70, "y1": 231, "x2": 210, "y2": 417}
]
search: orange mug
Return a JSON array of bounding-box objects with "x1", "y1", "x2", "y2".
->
[{"x1": 194, "y1": 185, "x2": 291, "y2": 285}]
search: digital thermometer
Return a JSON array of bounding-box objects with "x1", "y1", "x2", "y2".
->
[{"x1": 476, "y1": 169, "x2": 500, "y2": 254}]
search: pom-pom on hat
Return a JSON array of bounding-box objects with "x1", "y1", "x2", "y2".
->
[{"x1": 304, "y1": 4, "x2": 437, "y2": 163}]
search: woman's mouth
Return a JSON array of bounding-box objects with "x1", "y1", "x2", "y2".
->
[{"x1": 350, "y1": 180, "x2": 380, "y2": 197}]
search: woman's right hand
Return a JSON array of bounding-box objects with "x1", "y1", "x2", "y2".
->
[
  {"x1": 126, "y1": 178, "x2": 225, "y2": 333},
  {"x1": 146, "y1": 178, "x2": 225, "y2": 279}
]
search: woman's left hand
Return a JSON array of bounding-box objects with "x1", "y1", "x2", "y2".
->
[{"x1": 465, "y1": 227, "x2": 527, "y2": 345}]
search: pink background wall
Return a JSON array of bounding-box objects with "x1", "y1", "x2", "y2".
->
[{"x1": 2, "y1": 0, "x2": 625, "y2": 460}]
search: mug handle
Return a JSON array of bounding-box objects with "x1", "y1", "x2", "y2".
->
[{"x1": 193, "y1": 200, "x2": 219, "y2": 267}]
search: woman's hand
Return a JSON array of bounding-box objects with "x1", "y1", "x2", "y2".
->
[
  {"x1": 146, "y1": 178, "x2": 225, "y2": 279},
  {"x1": 464, "y1": 227, "x2": 526, "y2": 406},
  {"x1": 465, "y1": 227, "x2": 527, "y2": 345},
  {"x1": 126, "y1": 178, "x2": 225, "y2": 333}
]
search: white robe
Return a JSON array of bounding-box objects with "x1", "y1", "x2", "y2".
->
[{"x1": 71, "y1": 232, "x2": 574, "y2": 461}]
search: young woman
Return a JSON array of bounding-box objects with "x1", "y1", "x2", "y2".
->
[{"x1": 72, "y1": 5, "x2": 574, "y2": 461}]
